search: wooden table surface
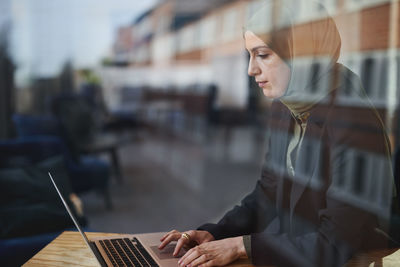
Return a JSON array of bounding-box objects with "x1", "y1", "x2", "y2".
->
[
  {"x1": 23, "y1": 231, "x2": 400, "y2": 267},
  {"x1": 23, "y1": 231, "x2": 118, "y2": 267},
  {"x1": 22, "y1": 231, "x2": 253, "y2": 267}
]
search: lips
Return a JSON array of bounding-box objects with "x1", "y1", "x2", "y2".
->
[{"x1": 257, "y1": 81, "x2": 268, "y2": 87}]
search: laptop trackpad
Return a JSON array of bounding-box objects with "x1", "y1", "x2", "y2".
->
[{"x1": 150, "y1": 244, "x2": 186, "y2": 259}]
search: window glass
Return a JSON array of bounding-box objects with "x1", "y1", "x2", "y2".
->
[
  {"x1": 199, "y1": 16, "x2": 217, "y2": 48},
  {"x1": 221, "y1": 8, "x2": 238, "y2": 42}
]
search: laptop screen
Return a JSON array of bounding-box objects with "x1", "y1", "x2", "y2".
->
[{"x1": 48, "y1": 172, "x2": 94, "y2": 249}]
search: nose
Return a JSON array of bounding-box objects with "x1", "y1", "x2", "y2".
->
[{"x1": 248, "y1": 57, "x2": 260, "y2": 76}]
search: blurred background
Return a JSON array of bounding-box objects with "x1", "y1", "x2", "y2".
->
[{"x1": 1, "y1": 0, "x2": 400, "y2": 265}]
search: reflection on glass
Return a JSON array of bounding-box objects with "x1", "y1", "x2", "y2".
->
[
  {"x1": 1, "y1": 0, "x2": 400, "y2": 266},
  {"x1": 158, "y1": 1, "x2": 398, "y2": 266}
]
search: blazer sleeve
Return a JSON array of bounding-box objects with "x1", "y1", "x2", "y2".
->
[{"x1": 198, "y1": 176, "x2": 278, "y2": 239}]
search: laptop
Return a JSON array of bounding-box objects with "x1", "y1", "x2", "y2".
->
[{"x1": 48, "y1": 172, "x2": 184, "y2": 267}]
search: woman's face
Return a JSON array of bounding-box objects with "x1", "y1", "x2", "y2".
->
[{"x1": 245, "y1": 31, "x2": 291, "y2": 99}]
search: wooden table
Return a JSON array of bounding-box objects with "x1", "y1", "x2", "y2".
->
[
  {"x1": 23, "y1": 231, "x2": 400, "y2": 267},
  {"x1": 23, "y1": 231, "x2": 114, "y2": 267},
  {"x1": 23, "y1": 231, "x2": 253, "y2": 267}
]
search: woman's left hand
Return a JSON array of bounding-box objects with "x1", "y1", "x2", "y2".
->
[{"x1": 178, "y1": 236, "x2": 247, "y2": 267}]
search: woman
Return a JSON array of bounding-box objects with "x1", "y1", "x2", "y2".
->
[{"x1": 159, "y1": 1, "x2": 395, "y2": 266}]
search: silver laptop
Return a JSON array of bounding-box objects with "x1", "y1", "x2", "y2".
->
[{"x1": 49, "y1": 172, "x2": 184, "y2": 267}]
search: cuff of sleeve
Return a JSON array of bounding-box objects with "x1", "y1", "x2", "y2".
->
[
  {"x1": 243, "y1": 235, "x2": 252, "y2": 259},
  {"x1": 197, "y1": 223, "x2": 222, "y2": 240}
]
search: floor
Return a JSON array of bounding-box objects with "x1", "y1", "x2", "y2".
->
[{"x1": 80, "y1": 125, "x2": 267, "y2": 235}]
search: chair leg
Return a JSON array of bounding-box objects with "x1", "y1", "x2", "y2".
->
[
  {"x1": 110, "y1": 148, "x2": 124, "y2": 184},
  {"x1": 101, "y1": 187, "x2": 113, "y2": 210}
]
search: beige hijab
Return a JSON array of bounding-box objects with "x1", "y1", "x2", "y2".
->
[{"x1": 245, "y1": 0, "x2": 342, "y2": 117}]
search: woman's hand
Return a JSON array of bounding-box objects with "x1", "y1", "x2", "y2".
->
[
  {"x1": 178, "y1": 236, "x2": 247, "y2": 267},
  {"x1": 158, "y1": 230, "x2": 215, "y2": 257}
]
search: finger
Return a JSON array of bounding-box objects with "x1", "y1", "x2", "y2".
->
[
  {"x1": 186, "y1": 230, "x2": 195, "y2": 239},
  {"x1": 185, "y1": 230, "x2": 199, "y2": 245},
  {"x1": 173, "y1": 236, "x2": 188, "y2": 256},
  {"x1": 178, "y1": 247, "x2": 193, "y2": 265},
  {"x1": 179, "y1": 247, "x2": 200, "y2": 267},
  {"x1": 160, "y1": 230, "x2": 179, "y2": 241},
  {"x1": 160, "y1": 233, "x2": 171, "y2": 242},
  {"x1": 158, "y1": 233, "x2": 180, "y2": 249},
  {"x1": 159, "y1": 234, "x2": 177, "y2": 249},
  {"x1": 199, "y1": 260, "x2": 215, "y2": 267},
  {"x1": 160, "y1": 234, "x2": 168, "y2": 242},
  {"x1": 189, "y1": 254, "x2": 207, "y2": 267}
]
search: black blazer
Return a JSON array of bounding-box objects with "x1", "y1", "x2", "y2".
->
[{"x1": 199, "y1": 65, "x2": 394, "y2": 266}]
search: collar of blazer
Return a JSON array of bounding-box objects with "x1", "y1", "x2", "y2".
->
[{"x1": 273, "y1": 89, "x2": 338, "y2": 218}]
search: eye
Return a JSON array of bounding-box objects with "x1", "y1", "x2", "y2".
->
[{"x1": 257, "y1": 53, "x2": 270, "y2": 59}]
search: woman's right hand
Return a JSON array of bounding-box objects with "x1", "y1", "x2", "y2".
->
[{"x1": 158, "y1": 229, "x2": 215, "y2": 257}]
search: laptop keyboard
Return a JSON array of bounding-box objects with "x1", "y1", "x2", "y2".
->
[{"x1": 99, "y1": 237, "x2": 159, "y2": 267}]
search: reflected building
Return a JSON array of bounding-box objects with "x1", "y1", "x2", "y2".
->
[
  {"x1": 109, "y1": 0, "x2": 398, "y2": 113},
  {"x1": 107, "y1": 3, "x2": 400, "y2": 258}
]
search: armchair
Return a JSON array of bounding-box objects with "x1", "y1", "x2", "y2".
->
[
  {"x1": 0, "y1": 136, "x2": 87, "y2": 266},
  {"x1": 12, "y1": 115, "x2": 112, "y2": 208}
]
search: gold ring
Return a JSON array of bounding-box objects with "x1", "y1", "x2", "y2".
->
[{"x1": 181, "y1": 233, "x2": 190, "y2": 242}]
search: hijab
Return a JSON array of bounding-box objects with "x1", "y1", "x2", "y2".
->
[{"x1": 245, "y1": 0, "x2": 342, "y2": 118}]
